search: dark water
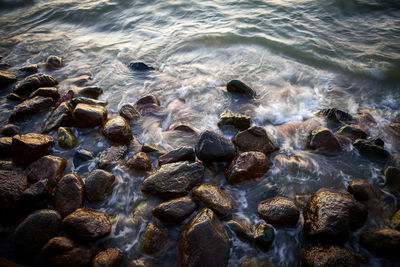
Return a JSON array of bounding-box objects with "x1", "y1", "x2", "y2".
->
[{"x1": 1, "y1": 0, "x2": 400, "y2": 266}]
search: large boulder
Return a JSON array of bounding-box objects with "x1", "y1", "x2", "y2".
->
[
  {"x1": 140, "y1": 222, "x2": 169, "y2": 255},
  {"x1": 11, "y1": 133, "x2": 54, "y2": 166},
  {"x1": 158, "y1": 146, "x2": 195, "y2": 166},
  {"x1": 62, "y1": 209, "x2": 112, "y2": 242},
  {"x1": 9, "y1": 96, "x2": 53, "y2": 122},
  {"x1": 179, "y1": 208, "x2": 230, "y2": 267},
  {"x1": 98, "y1": 145, "x2": 127, "y2": 170},
  {"x1": 232, "y1": 126, "x2": 278, "y2": 155},
  {"x1": 85, "y1": 169, "x2": 115, "y2": 202},
  {"x1": 72, "y1": 103, "x2": 107, "y2": 128},
  {"x1": 26, "y1": 155, "x2": 67, "y2": 187},
  {"x1": 193, "y1": 183, "x2": 232, "y2": 217},
  {"x1": 225, "y1": 151, "x2": 270, "y2": 184},
  {"x1": 42, "y1": 236, "x2": 94, "y2": 267},
  {"x1": 300, "y1": 246, "x2": 359, "y2": 267},
  {"x1": 358, "y1": 228, "x2": 400, "y2": 260},
  {"x1": 303, "y1": 188, "x2": 368, "y2": 243},
  {"x1": 0, "y1": 170, "x2": 28, "y2": 214},
  {"x1": 226, "y1": 80, "x2": 256, "y2": 98},
  {"x1": 14, "y1": 209, "x2": 61, "y2": 255},
  {"x1": 141, "y1": 161, "x2": 204, "y2": 197},
  {"x1": 54, "y1": 173, "x2": 84, "y2": 217},
  {"x1": 103, "y1": 116, "x2": 132, "y2": 144},
  {"x1": 217, "y1": 110, "x2": 251, "y2": 131},
  {"x1": 0, "y1": 70, "x2": 17, "y2": 86},
  {"x1": 92, "y1": 248, "x2": 124, "y2": 267},
  {"x1": 13, "y1": 73, "x2": 58, "y2": 96},
  {"x1": 353, "y1": 139, "x2": 390, "y2": 163},
  {"x1": 42, "y1": 102, "x2": 73, "y2": 133},
  {"x1": 152, "y1": 196, "x2": 197, "y2": 223},
  {"x1": 306, "y1": 126, "x2": 341, "y2": 152},
  {"x1": 195, "y1": 130, "x2": 236, "y2": 162},
  {"x1": 125, "y1": 152, "x2": 152, "y2": 171},
  {"x1": 134, "y1": 95, "x2": 161, "y2": 116},
  {"x1": 257, "y1": 197, "x2": 299, "y2": 227}
]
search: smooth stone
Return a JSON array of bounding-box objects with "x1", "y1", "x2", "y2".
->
[
  {"x1": 11, "y1": 133, "x2": 54, "y2": 166},
  {"x1": 0, "y1": 124, "x2": 20, "y2": 137},
  {"x1": 13, "y1": 73, "x2": 58, "y2": 96},
  {"x1": 306, "y1": 126, "x2": 341, "y2": 152},
  {"x1": 0, "y1": 137, "x2": 12, "y2": 159},
  {"x1": 140, "y1": 222, "x2": 169, "y2": 255},
  {"x1": 335, "y1": 124, "x2": 367, "y2": 142},
  {"x1": 98, "y1": 145, "x2": 127, "y2": 170},
  {"x1": 226, "y1": 80, "x2": 256, "y2": 98},
  {"x1": 42, "y1": 102, "x2": 73, "y2": 133},
  {"x1": 14, "y1": 209, "x2": 61, "y2": 255},
  {"x1": 225, "y1": 151, "x2": 270, "y2": 184},
  {"x1": 9, "y1": 96, "x2": 53, "y2": 122},
  {"x1": 42, "y1": 236, "x2": 94, "y2": 267},
  {"x1": 232, "y1": 126, "x2": 279, "y2": 155},
  {"x1": 0, "y1": 70, "x2": 17, "y2": 86},
  {"x1": 179, "y1": 208, "x2": 229, "y2": 267},
  {"x1": 62, "y1": 208, "x2": 112, "y2": 242},
  {"x1": 26, "y1": 155, "x2": 67, "y2": 186},
  {"x1": 72, "y1": 103, "x2": 107, "y2": 128},
  {"x1": 353, "y1": 139, "x2": 390, "y2": 163},
  {"x1": 119, "y1": 104, "x2": 141, "y2": 122},
  {"x1": 73, "y1": 149, "x2": 94, "y2": 167},
  {"x1": 218, "y1": 110, "x2": 251, "y2": 131},
  {"x1": 129, "y1": 62, "x2": 154, "y2": 71},
  {"x1": 103, "y1": 116, "x2": 132, "y2": 144},
  {"x1": 85, "y1": 169, "x2": 115, "y2": 202},
  {"x1": 134, "y1": 95, "x2": 160, "y2": 116},
  {"x1": 125, "y1": 152, "x2": 152, "y2": 171},
  {"x1": 257, "y1": 197, "x2": 299, "y2": 227},
  {"x1": 347, "y1": 179, "x2": 377, "y2": 201},
  {"x1": 152, "y1": 196, "x2": 197, "y2": 223},
  {"x1": 195, "y1": 130, "x2": 236, "y2": 162},
  {"x1": 158, "y1": 146, "x2": 195, "y2": 166},
  {"x1": 45, "y1": 55, "x2": 63, "y2": 69},
  {"x1": 141, "y1": 161, "x2": 204, "y2": 197},
  {"x1": 29, "y1": 87, "x2": 59, "y2": 100},
  {"x1": 54, "y1": 173, "x2": 84, "y2": 217},
  {"x1": 167, "y1": 122, "x2": 197, "y2": 133},
  {"x1": 92, "y1": 248, "x2": 124, "y2": 267},
  {"x1": 75, "y1": 86, "x2": 103, "y2": 99},
  {"x1": 303, "y1": 188, "x2": 367, "y2": 243},
  {"x1": 0, "y1": 170, "x2": 28, "y2": 213},
  {"x1": 57, "y1": 127, "x2": 77, "y2": 149},
  {"x1": 193, "y1": 183, "x2": 232, "y2": 217},
  {"x1": 17, "y1": 64, "x2": 38, "y2": 73},
  {"x1": 300, "y1": 246, "x2": 359, "y2": 267},
  {"x1": 358, "y1": 228, "x2": 400, "y2": 260},
  {"x1": 69, "y1": 97, "x2": 108, "y2": 108},
  {"x1": 141, "y1": 143, "x2": 167, "y2": 157}
]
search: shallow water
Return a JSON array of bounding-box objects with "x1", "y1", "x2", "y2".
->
[{"x1": 1, "y1": 0, "x2": 400, "y2": 266}]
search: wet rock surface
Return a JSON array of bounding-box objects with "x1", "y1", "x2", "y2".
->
[
  {"x1": 193, "y1": 183, "x2": 233, "y2": 217},
  {"x1": 347, "y1": 179, "x2": 377, "y2": 201},
  {"x1": 119, "y1": 104, "x2": 141, "y2": 122},
  {"x1": 317, "y1": 108, "x2": 356, "y2": 127},
  {"x1": 92, "y1": 248, "x2": 124, "y2": 267},
  {"x1": 27, "y1": 155, "x2": 67, "y2": 186},
  {"x1": 129, "y1": 62, "x2": 155, "y2": 71},
  {"x1": 152, "y1": 196, "x2": 197, "y2": 223},
  {"x1": 57, "y1": 127, "x2": 77, "y2": 149},
  {"x1": 72, "y1": 103, "x2": 107, "y2": 128},
  {"x1": 358, "y1": 228, "x2": 400, "y2": 260},
  {"x1": 125, "y1": 152, "x2": 152, "y2": 171},
  {"x1": 257, "y1": 197, "x2": 299, "y2": 227},
  {"x1": 140, "y1": 222, "x2": 169, "y2": 255},
  {"x1": 0, "y1": 170, "x2": 28, "y2": 214},
  {"x1": 141, "y1": 161, "x2": 204, "y2": 197},
  {"x1": 85, "y1": 169, "x2": 115, "y2": 202},
  {"x1": 195, "y1": 130, "x2": 236, "y2": 162},
  {"x1": 45, "y1": 55, "x2": 63, "y2": 69},
  {"x1": 13, "y1": 73, "x2": 58, "y2": 96},
  {"x1": 306, "y1": 126, "x2": 341, "y2": 152},
  {"x1": 75, "y1": 85, "x2": 103, "y2": 99},
  {"x1": 353, "y1": 139, "x2": 390, "y2": 163},
  {"x1": 134, "y1": 95, "x2": 160, "y2": 116},
  {"x1": 11, "y1": 133, "x2": 54, "y2": 166},
  {"x1": 141, "y1": 143, "x2": 167, "y2": 156},
  {"x1": 54, "y1": 173, "x2": 84, "y2": 217},
  {"x1": 73, "y1": 149, "x2": 94, "y2": 167},
  {"x1": 335, "y1": 124, "x2": 367, "y2": 141},
  {"x1": 62, "y1": 208, "x2": 112, "y2": 242},
  {"x1": 42, "y1": 102, "x2": 73, "y2": 133},
  {"x1": 218, "y1": 110, "x2": 251, "y2": 131},
  {"x1": 0, "y1": 70, "x2": 17, "y2": 86},
  {"x1": 227, "y1": 80, "x2": 256, "y2": 98},
  {"x1": 300, "y1": 246, "x2": 359, "y2": 267},
  {"x1": 158, "y1": 146, "x2": 195, "y2": 166},
  {"x1": 179, "y1": 208, "x2": 230, "y2": 267},
  {"x1": 29, "y1": 87, "x2": 59, "y2": 100},
  {"x1": 103, "y1": 116, "x2": 132, "y2": 144},
  {"x1": 9, "y1": 96, "x2": 53, "y2": 122},
  {"x1": 98, "y1": 145, "x2": 127, "y2": 169},
  {"x1": 232, "y1": 126, "x2": 279, "y2": 155}
]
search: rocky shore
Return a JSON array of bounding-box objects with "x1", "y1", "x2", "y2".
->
[{"x1": 0, "y1": 55, "x2": 400, "y2": 267}]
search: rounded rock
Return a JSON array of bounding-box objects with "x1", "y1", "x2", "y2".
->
[
  {"x1": 152, "y1": 196, "x2": 197, "y2": 223},
  {"x1": 193, "y1": 183, "x2": 233, "y2": 217},
  {"x1": 125, "y1": 152, "x2": 151, "y2": 171},
  {"x1": 195, "y1": 130, "x2": 236, "y2": 162},
  {"x1": 92, "y1": 248, "x2": 124, "y2": 267},
  {"x1": 72, "y1": 103, "x2": 107, "y2": 128},
  {"x1": 103, "y1": 116, "x2": 133, "y2": 144},
  {"x1": 11, "y1": 133, "x2": 54, "y2": 166},
  {"x1": 54, "y1": 173, "x2": 84, "y2": 217},
  {"x1": 257, "y1": 197, "x2": 299, "y2": 227},
  {"x1": 85, "y1": 169, "x2": 115, "y2": 202},
  {"x1": 140, "y1": 222, "x2": 169, "y2": 255}
]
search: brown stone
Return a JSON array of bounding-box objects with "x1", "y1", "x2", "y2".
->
[
  {"x1": 347, "y1": 179, "x2": 377, "y2": 201},
  {"x1": 300, "y1": 246, "x2": 359, "y2": 267},
  {"x1": 54, "y1": 173, "x2": 84, "y2": 217},
  {"x1": 257, "y1": 197, "x2": 299, "y2": 227},
  {"x1": 232, "y1": 126, "x2": 279, "y2": 155},
  {"x1": 306, "y1": 126, "x2": 341, "y2": 152},
  {"x1": 140, "y1": 222, "x2": 169, "y2": 255},
  {"x1": 119, "y1": 104, "x2": 141, "y2": 122},
  {"x1": 125, "y1": 152, "x2": 151, "y2": 171},
  {"x1": 29, "y1": 87, "x2": 59, "y2": 100},
  {"x1": 158, "y1": 146, "x2": 195, "y2": 166},
  {"x1": 74, "y1": 86, "x2": 103, "y2": 99},
  {"x1": 26, "y1": 155, "x2": 67, "y2": 186},
  {"x1": 92, "y1": 248, "x2": 124, "y2": 267},
  {"x1": 0, "y1": 70, "x2": 17, "y2": 86},
  {"x1": 217, "y1": 110, "x2": 251, "y2": 131},
  {"x1": 134, "y1": 95, "x2": 160, "y2": 116},
  {"x1": 358, "y1": 228, "x2": 400, "y2": 260},
  {"x1": 225, "y1": 151, "x2": 270, "y2": 184},
  {"x1": 103, "y1": 116, "x2": 132, "y2": 144},
  {"x1": 0, "y1": 124, "x2": 20, "y2": 137},
  {"x1": 98, "y1": 145, "x2": 127, "y2": 170},
  {"x1": 335, "y1": 124, "x2": 367, "y2": 142},
  {"x1": 45, "y1": 55, "x2": 63, "y2": 69},
  {"x1": 9, "y1": 96, "x2": 53, "y2": 122},
  {"x1": 11, "y1": 133, "x2": 54, "y2": 166},
  {"x1": 85, "y1": 169, "x2": 115, "y2": 202},
  {"x1": 42, "y1": 102, "x2": 73, "y2": 133},
  {"x1": 152, "y1": 196, "x2": 197, "y2": 223},
  {"x1": 193, "y1": 183, "x2": 232, "y2": 217},
  {"x1": 13, "y1": 73, "x2": 58, "y2": 96},
  {"x1": 72, "y1": 103, "x2": 107, "y2": 128},
  {"x1": 0, "y1": 170, "x2": 28, "y2": 213}
]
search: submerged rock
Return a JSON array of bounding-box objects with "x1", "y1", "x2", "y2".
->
[
  {"x1": 18, "y1": 64, "x2": 38, "y2": 74},
  {"x1": 14, "y1": 209, "x2": 61, "y2": 255},
  {"x1": 232, "y1": 126, "x2": 279, "y2": 155},
  {"x1": 125, "y1": 152, "x2": 152, "y2": 171},
  {"x1": 257, "y1": 197, "x2": 299, "y2": 227},
  {"x1": 0, "y1": 124, "x2": 20, "y2": 137},
  {"x1": 29, "y1": 87, "x2": 59, "y2": 100},
  {"x1": 0, "y1": 70, "x2": 17, "y2": 86},
  {"x1": 0, "y1": 170, "x2": 28, "y2": 214},
  {"x1": 73, "y1": 149, "x2": 94, "y2": 167},
  {"x1": 195, "y1": 130, "x2": 236, "y2": 162},
  {"x1": 98, "y1": 145, "x2": 127, "y2": 169},
  {"x1": 129, "y1": 62, "x2": 155, "y2": 71},
  {"x1": 45, "y1": 55, "x2": 63, "y2": 69},
  {"x1": 158, "y1": 146, "x2": 195, "y2": 166},
  {"x1": 225, "y1": 151, "x2": 270, "y2": 184},
  {"x1": 226, "y1": 80, "x2": 256, "y2": 98},
  {"x1": 303, "y1": 188, "x2": 367, "y2": 243},
  {"x1": 152, "y1": 196, "x2": 197, "y2": 223},
  {"x1": 57, "y1": 127, "x2": 77, "y2": 149},
  {"x1": 62, "y1": 208, "x2": 112, "y2": 242},
  {"x1": 217, "y1": 110, "x2": 251, "y2": 131},
  {"x1": 54, "y1": 173, "x2": 84, "y2": 217},
  {"x1": 92, "y1": 248, "x2": 124, "y2": 267},
  {"x1": 85, "y1": 169, "x2": 115, "y2": 202},
  {"x1": 103, "y1": 116, "x2": 133, "y2": 144},
  {"x1": 300, "y1": 246, "x2": 359, "y2": 267},
  {"x1": 193, "y1": 183, "x2": 233, "y2": 217},
  {"x1": 42, "y1": 236, "x2": 94, "y2": 267},
  {"x1": 306, "y1": 126, "x2": 341, "y2": 152},
  {"x1": 26, "y1": 155, "x2": 67, "y2": 186},
  {"x1": 141, "y1": 161, "x2": 204, "y2": 197},
  {"x1": 9, "y1": 96, "x2": 53, "y2": 122},
  {"x1": 140, "y1": 222, "x2": 169, "y2": 255},
  {"x1": 13, "y1": 73, "x2": 58, "y2": 96},
  {"x1": 358, "y1": 228, "x2": 400, "y2": 260},
  {"x1": 353, "y1": 139, "x2": 390, "y2": 163},
  {"x1": 119, "y1": 104, "x2": 141, "y2": 122},
  {"x1": 42, "y1": 102, "x2": 73, "y2": 133},
  {"x1": 72, "y1": 103, "x2": 107, "y2": 128},
  {"x1": 134, "y1": 95, "x2": 160, "y2": 116},
  {"x1": 179, "y1": 208, "x2": 230, "y2": 267},
  {"x1": 11, "y1": 133, "x2": 54, "y2": 166}
]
